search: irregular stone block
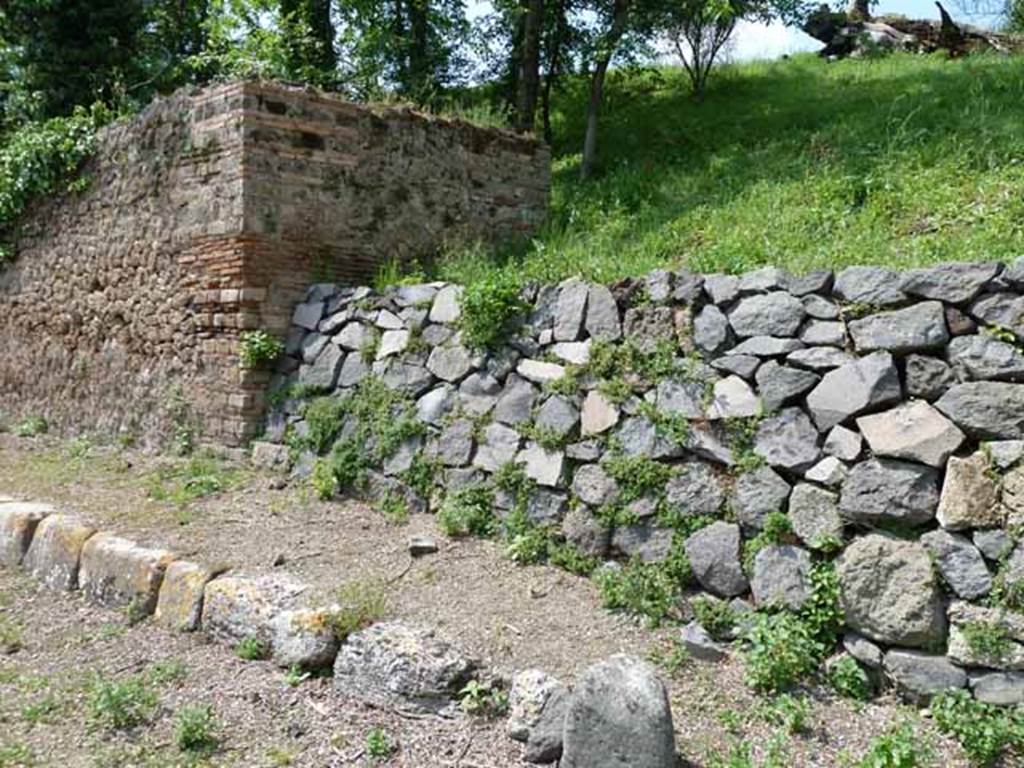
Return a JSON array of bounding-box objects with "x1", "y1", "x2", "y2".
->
[
  {"x1": 429, "y1": 284, "x2": 462, "y2": 323},
  {"x1": 508, "y1": 669, "x2": 567, "y2": 743},
  {"x1": 935, "y1": 382, "x2": 1024, "y2": 440},
  {"x1": 694, "y1": 305, "x2": 731, "y2": 354},
  {"x1": 0, "y1": 502, "x2": 53, "y2": 567},
  {"x1": 838, "y1": 534, "x2": 945, "y2": 648},
  {"x1": 665, "y1": 463, "x2": 725, "y2": 518},
  {"x1": 936, "y1": 453, "x2": 1001, "y2": 531},
  {"x1": 580, "y1": 390, "x2": 620, "y2": 436},
  {"x1": 920, "y1": 529, "x2": 991, "y2": 600},
  {"x1": 855, "y1": 401, "x2": 964, "y2": 468},
  {"x1": 333, "y1": 622, "x2": 476, "y2": 713},
  {"x1": 753, "y1": 407, "x2": 822, "y2": 472},
  {"x1": 23, "y1": 514, "x2": 96, "y2": 591},
  {"x1": 883, "y1": 650, "x2": 966, "y2": 703},
  {"x1": 970, "y1": 672, "x2": 1024, "y2": 706},
  {"x1": 680, "y1": 620, "x2": 728, "y2": 662},
  {"x1": 493, "y1": 374, "x2": 536, "y2": 425},
  {"x1": 584, "y1": 285, "x2": 622, "y2": 341},
  {"x1": 561, "y1": 656, "x2": 676, "y2": 768},
  {"x1": 271, "y1": 608, "x2": 340, "y2": 669},
  {"x1": 788, "y1": 483, "x2": 844, "y2": 549},
  {"x1": 426, "y1": 344, "x2": 474, "y2": 383},
  {"x1": 79, "y1": 534, "x2": 175, "y2": 615},
  {"x1": 751, "y1": 545, "x2": 812, "y2": 610},
  {"x1": 685, "y1": 522, "x2": 747, "y2": 598},
  {"x1": 516, "y1": 443, "x2": 565, "y2": 488},
  {"x1": 755, "y1": 361, "x2": 819, "y2": 411},
  {"x1": 806, "y1": 351, "x2": 901, "y2": 431},
  {"x1": 804, "y1": 456, "x2": 847, "y2": 487},
  {"x1": 833, "y1": 265, "x2": 906, "y2": 306},
  {"x1": 517, "y1": 358, "x2": 566, "y2": 384},
  {"x1": 201, "y1": 573, "x2": 308, "y2": 645},
  {"x1": 904, "y1": 354, "x2": 955, "y2": 401},
  {"x1": 155, "y1": 560, "x2": 218, "y2": 632},
  {"x1": 728, "y1": 292, "x2": 806, "y2": 339},
  {"x1": 948, "y1": 335, "x2": 1024, "y2": 382},
  {"x1": 472, "y1": 422, "x2": 521, "y2": 472},
  {"x1": 553, "y1": 279, "x2": 588, "y2": 342},
  {"x1": 823, "y1": 424, "x2": 862, "y2": 462},
  {"x1": 251, "y1": 441, "x2": 289, "y2": 470},
  {"x1": 706, "y1": 376, "x2": 762, "y2": 419},
  {"x1": 839, "y1": 459, "x2": 939, "y2": 526},
  {"x1": 732, "y1": 466, "x2": 791, "y2": 533},
  {"x1": 901, "y1": 261, "x2": 1000, "y2": 304}
]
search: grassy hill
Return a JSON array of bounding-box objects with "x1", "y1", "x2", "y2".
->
[{"x1": 436, "y1": 52, "x2": 1024, "y2": 288}]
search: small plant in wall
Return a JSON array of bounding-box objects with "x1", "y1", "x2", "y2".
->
[{"x1": 239, "y1": 330, "x2": 284, "y2": 369}]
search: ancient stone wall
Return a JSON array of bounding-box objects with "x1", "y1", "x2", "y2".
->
[
  {"x1": 0, "y1": 82, "x2": 548, "y2": 446},
  {"x1": 265, "y1": 259, "x2": 1024, "y2": 705}
]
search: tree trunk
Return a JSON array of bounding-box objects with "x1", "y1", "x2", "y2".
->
[
  {"x1": 540, "y1": 0, "x2": 567, "y2": 145},
  {"x1": 580, "y1": 0, "x2": 631, "y2": 179},
  {"x1": 515, "y1": 0, "x2": 544, "y2": 133},
  {"x1": 308, "y1": 0, "x2": 336, "y2": 76},
  {"x1": 407, "y1": 0, "x2": 431, "y2": 99}
]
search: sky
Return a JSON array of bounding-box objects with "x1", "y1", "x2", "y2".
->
[{"x1": 467, "y1": 1, "x2": 1004, "y2": 62}]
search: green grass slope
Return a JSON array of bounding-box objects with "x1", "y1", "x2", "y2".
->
[{"x1": 438, "y1": 52, "x2": 1024, "y2": 287}]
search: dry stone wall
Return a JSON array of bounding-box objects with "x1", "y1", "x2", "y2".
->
[
  {"x1": 264, "y1": 258, "x2": 1024, "y2": 706},
  {"x1": 0, "y1": 82, "x2": 548, "y2": 446}
]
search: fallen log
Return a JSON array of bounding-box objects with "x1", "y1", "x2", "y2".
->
[{"x1": 803, "y1": 2, "x2": 1023, "y2": 59}]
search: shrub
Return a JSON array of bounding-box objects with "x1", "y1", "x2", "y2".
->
[
  {"x1": 456, "y1": 271, "x2": 526, "y2": 350},
  {"x1": 828, "y1": 656, "x2": 871, "y2": 701},
  {"x1": 603, "y1": 453, "x2": 673, "y2": 503},
  {"x1": 692, "y1": 595, "x2": 736, "y2": 641},
  {"x1": 365, "y1": 727, "x2": 395, "y2": 760},
  {"x1": 741, "y1": 512, "x2": 792, "y2": 574},
  {"x1": 86, "y1": 675, "x2": 158, "y2": 730},
  {"x1": 239, "y1": 330, "x2": 284, "y2": 368},
  {"x1": 857, "y1": 721, "x2": 926, "y2": 768},
  {"x1": 742, "y1": 611, "x2": 821, "y2": 692},
  {"x1": 235, "y1": 635, "x2": 269, "y2": 661},
  {"x1": 437, "y1": 484, "x2": 496, "y2": 537},
  {"x1": 596, "y1": 546, "x2": 689, "y2": 627},
  {"x1": 14, "y1": 415, "x2": 48, "y2": 437},
  {"x1": 756, "y1": 693, "x2": 810, "y2": 734},
  {"x1": 0, "y1": 104, "x2": 110, "y2": 262},
  {"x1": 310, "y1": 457, "x2": 339, "y2": 500},
  {"x1": 458, "y1": 679, "x2": 509, "y2": 718},
  {"x1": 961, "y1": 620, "x2": 1013, "y2": 662},
  {"x1": 174, "y1": 704, "x2": 219, "y2": 753},
  {"x1": 931, "y1": 689, "x2": 1024, "y2": 766}
]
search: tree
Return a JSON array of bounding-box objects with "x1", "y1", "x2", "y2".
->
[
  {"x1": 515, "y1": 0, "x2": 545, "y2": 133},
  {"x1": 0, "y1": 0, "x2": 149, "y2": 118},
  {"x1": 280, "y1": 0, "x2": 337, "y2": 86},
  {"x1": 337, "y1": 0, "x2": 470, "y2": 103},
  {"x1": 667, "y1": 0, "x2": 740, "y2": 100}
]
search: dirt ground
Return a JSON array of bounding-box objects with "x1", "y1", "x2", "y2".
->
[{"x1": 0, "y1": 434, "x2": 971, "y2": 768}]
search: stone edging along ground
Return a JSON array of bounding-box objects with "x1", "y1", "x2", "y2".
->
[
  {"x1": 258, "y1": 258, "x2": 1024, "y2": 706},
  {"x1": 0, "y1": 493, "x2": 684, "y2": 767}
]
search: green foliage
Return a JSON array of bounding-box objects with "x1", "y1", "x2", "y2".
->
[
  {"x1": 547, "y1": 540, "x2": 600, "y2": 576},
  {"x1": 400, "y1": 452, "x2": 439, "y2": 499},
  {"x1": 0, "y1": 615, "x2": 22, "y2": 654},
  {"x1": 0, "y1": 743, "x2": 35, "y2": 767},
  {"x1": 638, "y1": 402, "x2": 690, "y2": 446},
  {"x1": 828, "y1": 656, "x2": 871, "y2": 701},
  {"x1": 989, "y1": 565, "x2": 1024, "y2": 612},
  {"x1": 961, "y1": 620, "x2": 1013, "y2": 662},
  {"x1": 146, "y1": 453, "x2": 238, "y2": 507},
  {"x1": 437, "y1": 483, "x2": 496, "y2": 537},
  {"x1": 0, "y1": 105, "x2": 110, "y2": 261},
  {"x1": 458, "y1": 679, "x2": 509, "y2": 718},
  {"x1": 857, "y1": 721, "x2": 926, "y2": 768},
  {"x1": 365, "y1": 727, "x2": 395, "y2": 760},
  {"x1": 378, "y1": 490, "x2": 410, "y2": 525},
  {"x1": 332, "y1": 580, "x2": 388, "y2": 641},
  {"x1": 603, "y1": 453, "x2": 673, "y2": 503},
  {"x1": 647, "y1": 637, "x2": 691, "y2": 677},
  {"x1": 302, "y1": 378, "x2": 425, "y2": 495},
  {"x1": 726, "y1": 416, "x2": 765, "y2": 475},
  {"x1": 440, "y1": 55, "x2": 1024, "y2": 289},
  {"x1": 756, "y1": 693, "x2": 810, "y2": 734},
  {"x1": 234, "y1": 635, "x2": 269, "y2": 661},
  {"x1": 596, "y1": 543, "x2": 690, "y2": 627},
  {"x1": 456, "y1": 270, "x2": 526, "y2": 350},
  {"x1": 13, "y1": 415, "x2": 48, "y2": 438},
  {"x1": 741, "y1": 512, "x2": 791, "y2": 575},
  {"x1": 238, "y1": 330, "x2": 284, "y2": 368},
  {"x1": 741, "y1": 611, "x2": 820, "y2": 693},
  {"x1": 174, "y1": 704, "x2": 219, "y2": 753},
  {"x1": 692, "y1": 595, "x2": 736, "y2": 641},
  {"x1": 86, "y1": 675, "x2": 158, "y2": 730},
  {"x1": 931, "y1": 689, "x2": 1024, "y2": 766},
  {"x1": 801, "y1": 560, "x2": 844, "y2": 647}
]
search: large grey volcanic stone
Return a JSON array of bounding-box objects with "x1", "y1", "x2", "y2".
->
[
  {"x1": 839, "y1": 459, "x2": 939, "y2": 526},
  {"x1": 755, "y1": 361, "x2": 819, "y2": 411},
  {"x1": 751, "y1": 545, "x2": 812, "y2": 610},
  {"x1": 901, "y1": 262, "x2": 1001, "y2": 304},
  {"x1": 838, "y1": 535, "x2": 946, "y2": 648},
  {"x1": 948, "y1": 335, "x2": 1024, "y2": 382},
  {"x1": 970, "y1": 292, "x2": 1024, "y2": 338},
  {"x1": 920, "y1": 529, "x2": 992, "y2": 600},
  {"x1": 685, "y1": 521, "x2": 748, "y2": 598},
  {"x1": 561, "y1": 656, "x2": 676, "y2": 768},
  {"x1": 554, "y1": 279, "x2": 588, "y2": 341},
  {"x1": 585, "y1": 284, "x2": 622, "y2": 341},
  {"x1": 833, "y1": 266, "x2": 907, "y2": 306},
  {"x1": 905, "y1": 354, "x2": 954, "y2": 400},
  {"x1": 855, "y1": 401, "x2": 964, "y2": 468},
  {"x1": 848, "y1": 301, "x2": 949, "y2": 354},
  {"x1": 788, "y1": 483, "x2": 844, "y2": 549},
  {"x1": 935, "y1": 382, "x2": 1024, "y2": 439},
  {"x1": 884, "y1": 650, "x2": 966, "y2": 703},
  {"x1": 936, "y1": 453, "x2": 1002, "y2": 530},
  {"x1": 665, "y1": 463, "x2": 726, "y2": 517},
  {"x1": 806, "y1": 352, "x2": 901, "y2": 431},
  {"x1": 694, "y1": 305, "x2": 731, "y2": 354},
  {"x1": 732, "y1": 466, "x2": 791, "y2": 532},
  {"x1": 333, "y1": 622, "x2": 476, "y2": 713},
  {"x1": 728, "y1": 292, "x2": 806, "y2": 338},
  {"x1": 753, "y1": 407, "x2": 822, "y2": 472}
]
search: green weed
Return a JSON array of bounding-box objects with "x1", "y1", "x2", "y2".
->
[
  {"x1": 234, "y1": 635, "x2": 269, "y2": 661},
  {"x1": 86, "y1": 674, "x2": 158, "y2": 730},
  {"x1": 173, "y1": 704, "x2": 219, "y2": 753}
]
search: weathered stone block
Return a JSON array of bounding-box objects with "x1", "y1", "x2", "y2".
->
[
  {"x1": 22, "y1": 514, "x2": 96, "y2": 591},
  {"x1": 155, "y1": 560, "x2": 218, "y2": 632},
  {"x1": 201, "y1": 573, "x2": 308, "y2": 644},
  {"x1": 0, "y1": 502, "x2": 53, "y2": 567},
  {"x1": 78, "y1": 534, "x2": 175, "y2": 615}
]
